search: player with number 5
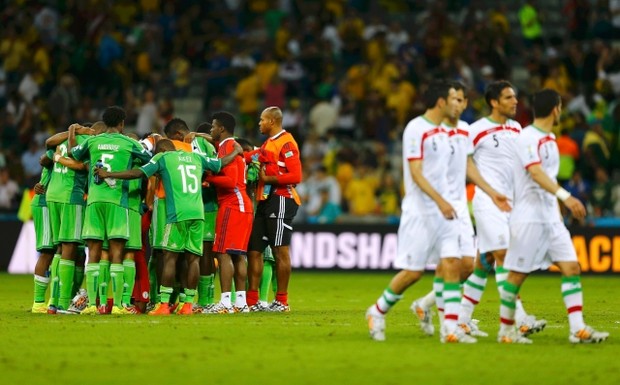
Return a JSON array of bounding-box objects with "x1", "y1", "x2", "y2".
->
[
  {"x1": 71, "y1": 106, "x2": 152, "y2": 314},
  {"x1": 95, "y1": 137, "x2": 243, "y2": 315}
]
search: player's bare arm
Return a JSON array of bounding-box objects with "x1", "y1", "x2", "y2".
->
[
  {"x1": 183, "y1": 132, "x2": 213, "y2": 143},
  {"x1": 53, "y1": 149, "x2": 88, "y2": 171},
  {"x1": 95, "y1": 168, "x2": 143, "y2": 180},
  {"x1": 527, "y1": 164, "x2": 586, "y2": 220},
  {"x1": 45, "y1": 124, "x2": 94, "y2": 149},
  {"x1": 466, "y1": 156, "x2": 511, "y2": 212},
  {"x1": 409, "y1": 159, "x2": 456, "y2": 219}
]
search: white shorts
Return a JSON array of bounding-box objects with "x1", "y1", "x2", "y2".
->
[
  {"x1": 504, "y1": 222, "x2": 577, "y2": 274},
  {"x1": 394, "y1": 213, "x2": 460, "y2": 271},
  {"x1": 473, "y1": 193, "x2": 509, "y2": 253},
  {"x1": 456, "y1": 204, "x2": 477, "y2": 257}
]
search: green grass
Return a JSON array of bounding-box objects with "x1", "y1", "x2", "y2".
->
[{"x1": 0, "y1": 272, "x2": 618, "y2": 385}]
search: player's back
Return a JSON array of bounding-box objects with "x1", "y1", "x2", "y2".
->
[
  {"x1": 157, "y1": 150, "x2": 207, "y2": 223},
  {"x1": 469, "y1": 117, "x2": 521, "y2": 197},
  {"x1": 72, "y1": 132, "x2": 150, "y2": 207},
  {"x1": 511, "y1": 125, "x2": 561, "y2": 224},
  {"x1": 154, "y1": 139, "x2": 192, "y2": 199},
  {"x1": 46, "y1": 135, "x2": 90, "y2": 205}
]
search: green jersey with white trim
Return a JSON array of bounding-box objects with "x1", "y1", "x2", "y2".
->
[
  {"x1": 72, "y1": 133, "x2": 151, "y2": 208},
  {"x1": 140, "y1": 150, "x2": 221, "y2": 223},
  {"x1": 191, "y1": 136, "x2": 218, "y2": 212},
  {"x1": 46, "y1": 135, "x2": 89, "y2": 205}
]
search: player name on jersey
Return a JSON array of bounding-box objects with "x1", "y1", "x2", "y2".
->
[{"x1": 97, "y1": 144, "x2": 121, "y2": 151}]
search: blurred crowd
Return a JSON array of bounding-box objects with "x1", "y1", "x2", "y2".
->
[{"x1": 0, "y1": 0, "x2": 619, "y2": 224}]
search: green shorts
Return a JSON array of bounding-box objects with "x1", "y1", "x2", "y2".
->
[
  {"x1": 102, "y1": 209, "x2": 142, "y2": 250},
  {"x1": 32, "y1": 205, "x2": 54, "y2": 251},
  {"x1": 82, "y1": 202, "x2": 130, "y2": 241},
  {"x1": 126, "y1": 209, "x2": 142, "y2": 250},
  {"x1": 203, "y1": 211, "x2": 217, "y2": 242},
  {"x1": 162, "y1": 219, "x2": 203, "y2": 256},
  {"x1": 150, "y1": 197, "x2": 167, "y2": 249},
  {"x1": 47, "y1": 201, "x2": 84, "y2": 245}
]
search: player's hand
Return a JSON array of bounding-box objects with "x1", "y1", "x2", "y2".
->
[
  {"x1": 34, "y1": 183, "x2": 46, "y2": 195},
  {"x1": 564, "y1": 196, "x2": 586, "y2": 220},
  {"x1": 76, "y1": 126, "x2": 95, "y2": 135},
  {"x1": 94, "y1": 168, "x2": 110, "y2": 178},
  {"x1": 183, "y1": 132, "x2": 196, "y2": 143},
  {"x1": 490, "y1": 191, "x2": 512, "y2": 212},
  {"x1": 437, "y1": 199, "x2": 457, "y2": 220},
  {"x1": 259, "y1": 169, "x2": 277, "y2": 184}
]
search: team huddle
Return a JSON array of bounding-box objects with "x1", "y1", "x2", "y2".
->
[
  {"x1": 366, "y1": 80, "x2": 610, "y2": 344},
  {"x1": 30, "y1": 105, "x2": 302, "y2": 316}
]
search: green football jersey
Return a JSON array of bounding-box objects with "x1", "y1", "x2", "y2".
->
[
  {"x1": 46, "y1": 135, "x2": 89, "y2": 205},
  {"x1": 72, "y1": 132, "x2": 151, "y2": 208},
  {"x1": 127, "y1": 167, "x2": 142, "y2": 213},
  {"x1": 191, "y1": 136, "x2": 218, "y2": 212},
  {"x1": 140, "y1": 150, "x2": 222, "y2": 223},
  {"x1": 31, "y1": 151, "x2": 54, "y2": 208}
]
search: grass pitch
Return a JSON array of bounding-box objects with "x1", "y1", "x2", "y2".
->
[{"x1": 0, "y1": 272, "x2": 618, "y2": 385}]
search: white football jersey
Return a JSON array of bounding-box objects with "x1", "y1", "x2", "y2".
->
[
  {"x1": 469, "y1": 117, "x2": 522, "y2": 198},
  {"x1": 511, "y1": 125, "x2": 561, "y2": 224},
  {"x1": 443, "y1": 120, "x2": 472, "y2": 211},
  {"x1": 402, "y1": 116, "x2": 452, "y2": 215}
]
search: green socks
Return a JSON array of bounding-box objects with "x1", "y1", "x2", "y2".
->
[
  {"x1": 160, "y1": 285, "x2": 173, "y2": 304},
  {"x1": 99, "y1": 260, "x2": 110, "y2": 307},
  {"x1": 110, "y1": 263, "x2": 124, "y2": 307},
  {"x1": 198, "y1": 274, "x2": 215, "y2": 306},
  {"x1": 33, "y1": 274, "x2": 50, "y2": 303},
  {"x1": 259, "y1": 261, "x2": 274, "y2": 303},
  {"x1": 85, "y1": 263, "x2": 100, "y2": 306},
  {"x1": 48, "y1": 254, "x2": 61, "y2": 306},
  {"x1": 122, "y1": 260, "x2": 136, "y2": 306},
  {"x1": 58, "y1": 259, "x2": 75, "y2": 310},
  {"x1": 184, "y1": 288, "x2": 196, "y2": 304}
]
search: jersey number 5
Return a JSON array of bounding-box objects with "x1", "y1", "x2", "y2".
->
[
  {"x1": 178, "y1": 165, "x2": 199, "y2": 194},
  {"x1": 492, "y1": 134, "x2": 499, "y2": 148}
]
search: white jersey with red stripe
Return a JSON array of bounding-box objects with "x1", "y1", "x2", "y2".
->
[
  {"x1": 402, "y1": 116, "x2": 451, "y2": 215},
  {"x1": 469, "y1": 117, "x2": 522, "y2": 201},
  {"x1": 511, "y1": 125, "x2": 561, "y2": 224},
  {"x1": 443, "y1": 120, "x2": 472, "y2": 212}
]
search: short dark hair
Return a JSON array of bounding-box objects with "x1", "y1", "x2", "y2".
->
[
  {"x1": 164, "y1": 118, "x2": 189, "y2": 137},
  {"x1": 423, "y1": 80, "x2": 452, "y2": 109},
  {"x1": 234, "y1": 137, "x2": 254, "y2": 151},
  {"x1": 196, "y1": 122, "x2": 212, "y2": 133},
  {"x1": 450, "y1": 80, "x2": 468, "y2": 95},
  {"x1": 485, "y1": 80, "x2": 514, "y2": 107},
  {"x1": 212, "y1": 111, "x2": 236, "y2": 134},
  {"x1": 532, "y1": 89, "x2": 561, "y2": 118},
  {"x1": 155, "y1": 138, "x2": 175, "y2": 153},
  {"x1": 102, "y1": 106, "x2": 126, "y2": 127}
]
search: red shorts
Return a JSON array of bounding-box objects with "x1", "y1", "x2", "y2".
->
[{"x1": 213, "y1": 207, "x2": 253, "y2": 255}]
